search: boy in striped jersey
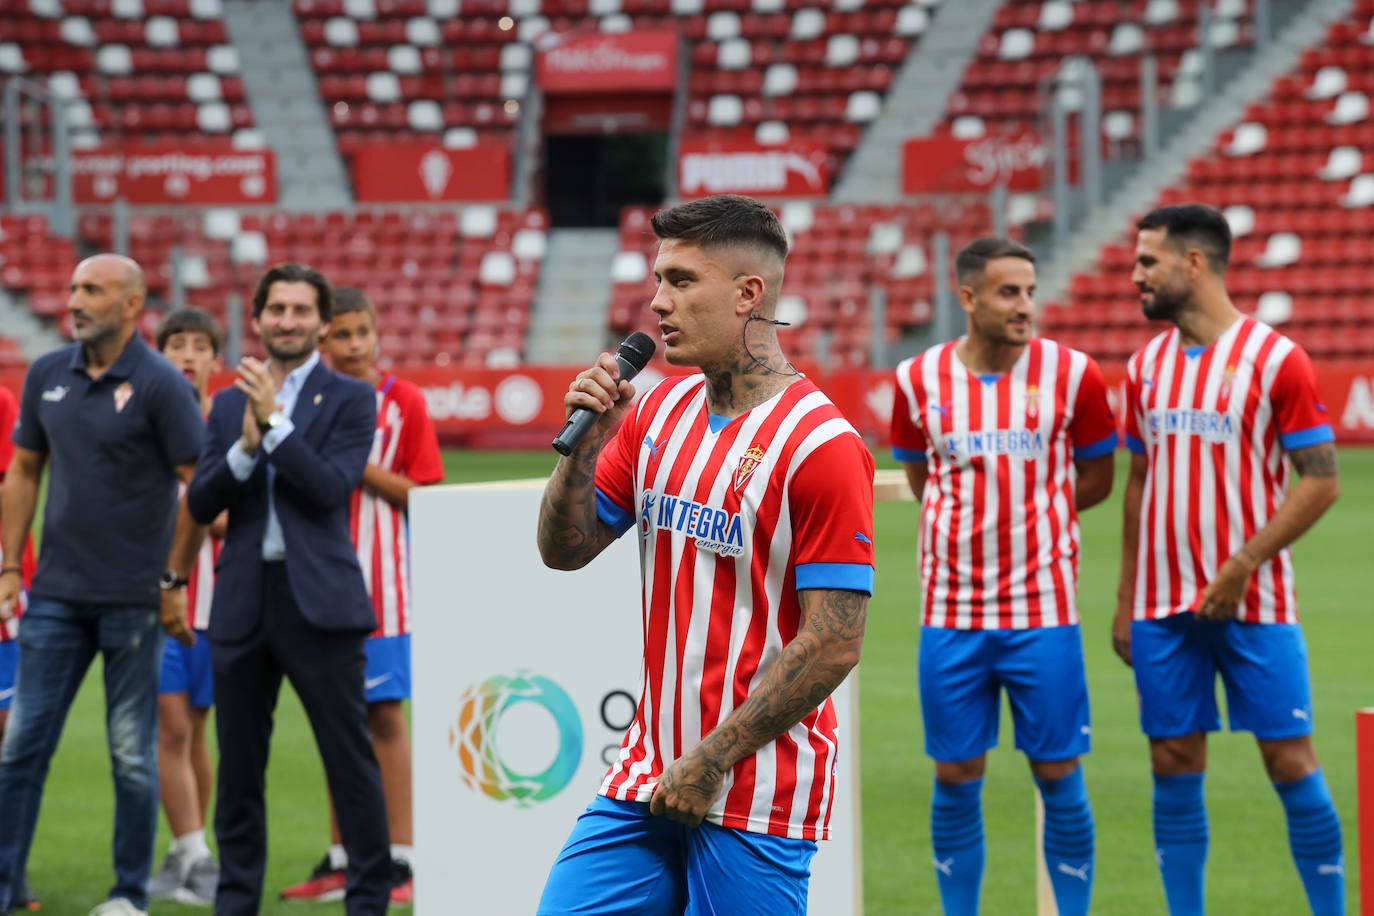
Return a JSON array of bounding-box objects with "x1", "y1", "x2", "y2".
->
[
  {"x1": 536, "y1": 195, "x2": 875, "y2": 915},
  {"x1": 1115, "y1": 204, "x2": 1343, "y2": 915},
  {"x1": 890, "y1": 237, "x2": 1118, "y2": 916},
  {"x1": 278, "y1": 287, "x2": 443, "y2": 905},
  {"x1": 147, "y1": 308, "x2": 225, "y2": 905}
]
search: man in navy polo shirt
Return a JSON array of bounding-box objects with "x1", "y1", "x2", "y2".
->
[{"x1": 0, "y1": 254, "x2": 207, "y2": 916}]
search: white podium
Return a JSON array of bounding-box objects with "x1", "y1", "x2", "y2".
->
[{"x1": 410, "y1": 481, "x2": 862, "y2": 914}]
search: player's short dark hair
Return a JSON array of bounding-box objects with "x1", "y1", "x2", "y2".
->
[
  {"x1": 331, "y1": 286, "x2": 375, "y2": 320},
  {"x1": 155, "y1": 306, "x2": 224, "y2": 355},
  {"x1": 251, "y1": 262, "x2": 333, "y2": 321},
  {"x1": 651, "y1": 194, "x2": 789, "y2": 263},
  {"x1": 955, "y1": 237, "x2": 1036, "y2": 287},
  {"x1": 1136, "y1": 204, "x2": 1231, "y2": 273}
]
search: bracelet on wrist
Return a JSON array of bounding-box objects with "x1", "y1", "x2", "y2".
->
[{"x1": 0, "y1": 566, "x2": 22, "y2": 576}]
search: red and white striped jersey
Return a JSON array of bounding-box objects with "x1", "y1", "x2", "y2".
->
[
  {"x1": 890, "y1": 338, "x2": 1118, "y2": 630},
  {"x1": 592, "y1": 374, "x2": 876, "y2": 841},
  {"x1": 1124, "y1": 317, "x2": 1333, "y2": 624},
  {"x1": 185, "y1": 533, "x2": 219, "y2": 631},
  {"x1": 350, "y1": 374, "x2": 444, "y2": 638},
  {"x1": 1, "y1": 386, "x2": 35, "y2": 642}
]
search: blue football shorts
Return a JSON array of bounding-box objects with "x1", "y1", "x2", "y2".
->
[
  {"x1": 363, "y1": 633, "x2": 411, "y2": 704},
  {"x1": 0, "y1": 641, "x2": 16, "y2": 711},
  {"x1": 1131, "y1": 613, "x2": 1314, "y2": 740},
  {"x1": 537, "y1": 796, "x2": 818, "y2": 916},
  {"x1": 159, "y1": 631, "x2": 214, "y2": 709},
  {"x1": 919, "y1": 624, "x2": 1092, "y2": 763}
]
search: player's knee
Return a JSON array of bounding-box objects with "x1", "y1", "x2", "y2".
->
[
  {"x1": 935, "y1": 757, "x2": 987, "y2": 783},
  {"x1": 1259, "y1": 736, "x2": 1319, "y2": 783},
  {"x1": 367, "y1": 700, "x2": 408, "y2": 742},
  {"x1": 1149, "y1": 735, "x2": 1205, "y2": 775},
  {"x1": 1029, "y1": 757, "x2": 1080, "y2": 782}
]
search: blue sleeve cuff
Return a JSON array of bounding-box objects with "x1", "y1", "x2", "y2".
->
[
  {"x1": 891, "y1": 446, "x2": 927, "y2": 463},
  {"x1": 227, "y1": 442, "x2": 259, "y2": 481},
  {"x1": 796, "y1": 562, "x2": 874, "y2": 595},
  {"x1": 1280, "y1": 424, "x2": 1335, "y2": 450},
  {"x1": 595, "y1": 488, "x2": 634, "y2": 537},
  {"x1": 261, "y1": 419, "x2": 295, "y2": 454},
  {"x1": 1074, "y1": 432, "x2": 1118, "y2": 460},
  {"x1": 1124, "y1": 434, "x2": 1146, "y2": 455}
]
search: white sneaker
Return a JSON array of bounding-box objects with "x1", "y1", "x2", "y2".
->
[
  {"x1": 147, "y1": 848, "x2": 189, "y2": 900},
  {"x1": 171, "y1": 856, "x2": 219, "y2": 906},
  {"x1": 89, "y1": 899, "x2": 148, "y2": 916}
]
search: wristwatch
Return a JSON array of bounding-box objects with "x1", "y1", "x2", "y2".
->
[
  {"x1": 257, "y1": 410, "x2": 286, "y2": 434},
  {"x1": 158, "y1": 570, "x2": 189, "y2": 591}
]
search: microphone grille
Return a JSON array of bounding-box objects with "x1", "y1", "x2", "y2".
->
[{"x1": 617, "y1": 331, "x2": 656, "y2": 372}]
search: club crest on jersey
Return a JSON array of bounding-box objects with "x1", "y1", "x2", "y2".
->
[
  {"x1": 113, "y1": 381, "x2": 133, "y2": 413},
  {"x1": 1218, "y1": 364, "x2": 1237, "y2": 400},
  {"x1": 642, "y1": 489, "x2": 745, "y2": 557},
  {"x1": 1023, "y1": 384, "x2": 1040, "y2": 421},
  {"x1": 733, "y1": 444, "x2": 766, "y2": 492}
]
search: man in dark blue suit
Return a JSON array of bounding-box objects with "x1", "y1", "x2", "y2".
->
[{"x1": 187, "y1": 263, "x2": 390, "y2": 915}]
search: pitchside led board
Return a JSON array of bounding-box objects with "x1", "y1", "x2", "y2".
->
[{"x1": 410, "y1": 481, "x2": 863, "y2": 915}]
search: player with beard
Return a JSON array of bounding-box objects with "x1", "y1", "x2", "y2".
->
[
  {"x1": 1115, "y1": 204, "x2": 1344, "y2": 915},
  {"x1": 890, "y1": 237, "x2": 1116, "y2": 915},
  {"x1": 188, "y1": 263, "x2": 391, "y2": 914}
]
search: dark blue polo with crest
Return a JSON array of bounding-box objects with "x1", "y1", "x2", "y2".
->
[{"x1": 12, "y1": 334, "x2": 204, "y2": 606}]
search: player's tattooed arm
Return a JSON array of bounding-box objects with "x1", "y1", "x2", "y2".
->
[
  {"x1": 650, "y1": 588, "x2": 868, "y2": 826},
  {"x1": 536, "y1": 447, "x2": 617, "y2": 570},
  {"x1": 1224, "y1": 441, "x2": 1339, "y2": 576},
  {"x1": 1290, "y1": 441, "x2": 1338, "y2": 478}
]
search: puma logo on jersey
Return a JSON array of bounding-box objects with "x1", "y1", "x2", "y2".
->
[
  {"x1": 643, "y1": 434, "x2": 664, "y2": 464},
  {"x1": 1057, "y1": 862, "x2": 1091, "y2": 882},
  {"x1": 933, "y1": 856, "x2": 954, "y2": 876},
  {"x1": 853, "y1": 531, "x2": 872, "y2": 545},
  {"x1": 1292, "y1": 708, "x2": 1310, "y2": 721},
  {"x1": 1317, "y1": 859, "x2": 1343, "y2": 877},
  {"x1": 42, "y1": 385, "x2": 69, "y2": 402}
]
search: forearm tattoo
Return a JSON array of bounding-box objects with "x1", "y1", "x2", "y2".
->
[
  {"x1": 538, "y1": 449, "x2": 606, "y2": 567},
  {"x1": 698, "y1": 589, "x2": 868, "y2": 769}
]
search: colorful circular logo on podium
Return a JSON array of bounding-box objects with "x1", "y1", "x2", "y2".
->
[{"x1": 451, "y1": 671, "x2": 583, "y2": 806}]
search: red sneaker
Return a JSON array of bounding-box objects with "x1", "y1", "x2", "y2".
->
[
  {"x1": 278, "y1": 855, "x2": 347, "y2": 902},
  {"x1": 389, "y1": 859, "x2": 414, "y2": 906}
]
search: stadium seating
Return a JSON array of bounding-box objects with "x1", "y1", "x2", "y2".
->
[
  {"x1": 609, "y1": 197, "x2": 1003, "y2": 367},
  {"x1": 1044, "y1": 0, "x2": 1374, "y2": 362},
  {"x1": 0, "y1": 212, "x2": 78, "y2": 360},
  {"x1": 0, "y1": 0, "x2": 256, "y2": 147},
  {"x1": 71, "y1": 204, "x2": 549, "y2": 368},
  {"x1": 293, "y1": 0, "x2": 940, "y2": 176},
  {"x1": 941, "y1": 0, "x2": 1260, "y2": 151}
]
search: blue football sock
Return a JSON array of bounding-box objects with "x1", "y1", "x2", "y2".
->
[
  {"x1": 930, "y1": 778, "x2": 984, "y2": 916},
  {"x1": 1274, "y1": 769, "x2": 1345, "y2": 916},
  {"x1": 1035, "y1": 768, "x2": 1095, "y2": 916},
  {"x1": 1153, "y1": 772, "x2": 1208, "y2": 916}
]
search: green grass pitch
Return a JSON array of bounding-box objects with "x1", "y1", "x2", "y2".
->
[{"x1": 21, "y1": 448, "x2": 1371, "y2": 914}]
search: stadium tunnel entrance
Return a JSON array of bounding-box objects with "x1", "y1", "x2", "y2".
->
[{"x1": 543, "y1": 132, "x2": 668, "y2": 228}]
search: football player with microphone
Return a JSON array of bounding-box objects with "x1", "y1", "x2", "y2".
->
[{"x1": 535, "y1": 194, "x2": 876, "y2": 916}]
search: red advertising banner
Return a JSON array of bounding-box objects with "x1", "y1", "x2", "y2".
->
[
  {"x1": 5, "y1": 362, "x2": 1374, "y2": 446},
  {"x1": 56, "y1": 145, "x2": 276, "y2": 204},
  {"x1": 678, "y1": 139, "x2": 830, "y2": 199},
  {"x1": 1, "y1": 146, "x2": 273, "y2": 204},
  {"x1": 902, "y1": 130, "x2": 1045, "y2": 194},
  {"x1": 536, "y1": 30, "x2": 679, "y2": 94},
  {"x1": 352, "y1": 145, "x2": 509, "y2": 202}
]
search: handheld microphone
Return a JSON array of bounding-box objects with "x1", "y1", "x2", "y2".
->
[{"x1": 552, "y1": 331, "x2": 657, "y2": 456}]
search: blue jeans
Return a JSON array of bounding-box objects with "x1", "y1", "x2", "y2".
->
[{"x1": 0, "y1": 598, "x2": 164, "y2": 911}]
